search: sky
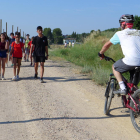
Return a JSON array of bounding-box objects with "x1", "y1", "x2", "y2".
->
[{"x1": 0, "y1": 0, "x2": 140, "y2": 37}]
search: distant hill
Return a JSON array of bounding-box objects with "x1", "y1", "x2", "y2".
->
[{"x1": 103, "y1": 28, "x2": 120, "y2": 32}]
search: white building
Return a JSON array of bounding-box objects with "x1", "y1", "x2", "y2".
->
[{"x1": 63, "y1": 38, "x2": 76, "y2": 44}]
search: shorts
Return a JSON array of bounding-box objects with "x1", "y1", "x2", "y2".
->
[
  {"x1": 0, "y1": 50, "x2": 7, "y2": 58},
  {"x1": 25, "y1": 48, "x2": 29, "y2": 54},
  {"x1": 13, "y1": 57, "x2": 22, "y2": 59},
  {"x1": 113, "y1": 59, "x2": 136, "y2": 73},
  {"x1": 34, "y1": 56, "x2": 45, "y2": 63}
]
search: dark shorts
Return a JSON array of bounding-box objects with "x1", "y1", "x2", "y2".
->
[
  {"x1": 13, "y1": 57, "x2": 22, "y2": 59},
  {"x1": 113, "y1": 59, "x2": 136, "y2": 73},
  {"x1": 0, "y1": 50, "x2": 7, "y2": 58},
  {"x1": 34, "y1": 56, "x2": 45, "y2": 63}
]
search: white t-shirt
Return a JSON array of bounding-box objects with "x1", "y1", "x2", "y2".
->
[
  {"x1": 64, "y1": 43, "x2": 67, "y2": 47},
  {"x1": 72, "y1": 42, "x2": 75, "y2": 47},
  {"x1": 110, "y1": 28, "x2": 140, "y2": 66}
]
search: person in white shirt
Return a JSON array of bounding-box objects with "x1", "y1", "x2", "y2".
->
[
  {"x1": 64, "y1": 41, "x2": 67, "y2": 48},
  {"x1": 72, "y1": 41, "x2": 75, "y2": 47},
  {"x1": 98, "y1": 14, "x2": 140, "y2": 95}
]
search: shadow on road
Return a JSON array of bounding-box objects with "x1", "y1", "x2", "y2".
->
[{"x1": 0, "y1": 111, "x2": 129, "y2": 124}]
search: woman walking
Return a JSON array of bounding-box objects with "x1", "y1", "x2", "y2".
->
[
  {"x1": 4, "y1": 32, "x2": 9, "y2": 67},
  {"x1": 10, "y1": 32, "x2": 25, "y2": 80},
  {"x1": 0, "y1": 33, "x2": 8, "y2": 80}
]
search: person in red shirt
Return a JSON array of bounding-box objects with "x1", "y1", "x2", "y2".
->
[
  {"x1": 10, "y1": 32, "x2": 25, "y2": 80},
  {"x1": 28, "y1": 36, "x2": 34, "y2": 66}
]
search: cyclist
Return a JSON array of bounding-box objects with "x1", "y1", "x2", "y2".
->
[{"x1": 98, "y1": 14, "x2": 140, "y2": 95}]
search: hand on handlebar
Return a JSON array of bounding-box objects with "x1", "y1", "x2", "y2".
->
[{"x1": 98, "y1": 52, "x2": 105, "y2": 60}]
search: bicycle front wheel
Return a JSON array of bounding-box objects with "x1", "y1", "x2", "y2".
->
[
  {"x1": 104, "y1": 79, "x2": 115, "y2": 115},
  {"x1": 130, "y1": 89, "x2": 140, "y2": 133}
]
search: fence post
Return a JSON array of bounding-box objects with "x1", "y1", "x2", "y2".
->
[
  {"x1": 12, "y1": 25, "x2": 14, "y2": 33},
  {"x1": 6, "y1": 22, "x2": 7, "y2": 34},
  {"x1": 20, "y1": 29, "x2": 21, "y2": 36},
  {"x1": 17, "y1": 27, "x2": 18, "y2": 32},
  {"x1": 23, "y1": 31, "x2": 24, "y2": 38},
  {"x1": 0, "y1": 19, "x2": 2, "y2": 34}
]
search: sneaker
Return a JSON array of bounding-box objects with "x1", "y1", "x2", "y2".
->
[
  {"x1": 2, "y1": 76, "x2": 5, "y2": 80},
  {"x1": 16, "y1": 75, "x2": 19, "y2": 80},
  {"x1": 34, "y1": 74, "x2": 38, "y2": 79},
  {"x1": 113, "y1": 89, "x2": 127, "y2": 95},
  {"x1": 12, "y1": 76, "x2": 17, "y2": 81},
  {"x1": 40, "y1": 77, "x2": 44, "y2": 83}
]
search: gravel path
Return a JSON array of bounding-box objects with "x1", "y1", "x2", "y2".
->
[{"x1": 0, "y1": 60, "x2": 139, "y2": 140}]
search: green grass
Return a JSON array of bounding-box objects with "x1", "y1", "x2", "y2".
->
[{"x1": 49, "y1": 31, "x2": 130, "y2": 86}]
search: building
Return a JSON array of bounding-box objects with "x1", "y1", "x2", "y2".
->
[{"x1": 63, "y1": 38, "x2": 76, "y2": 44}]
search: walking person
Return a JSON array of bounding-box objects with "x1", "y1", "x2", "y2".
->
[
  {"x1": 9, "y1": 33, "x2": 15, "y2": 67},
  {"x1": 0, "y1": 33, "x2": 8, "y2": 80},
  {"x1": 10, "y1": 32, "x2": 25, "y2": 80},
  {"x1": 30, "y1": 26, "x2": 48, "y2": 83},
  {"x1": 69, "y1": 41, "x2": 71, "y2": 48},
  {"x1": 24, "y1": 34, "x2": 30, "y2": 62},
  {"x1": 28, "y1": 36, "x2": 34, "y2": 66},
  {"x1": 4, "y1": 32, "x2": 9, "y2": 67},
  {"x1": 64, "y1": 41, "x2": 67, "y2": 48},
  {"x1": 72, "y1": 41, "x2": 75, "y2": 47}
]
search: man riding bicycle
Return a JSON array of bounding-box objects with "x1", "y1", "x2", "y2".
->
[{"x1": 98, "y1": 14, "x2": 140, "y2": 95}]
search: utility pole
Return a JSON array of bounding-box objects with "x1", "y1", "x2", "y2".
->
[
  {"x1": 17, "y1": 27, "x2": 18, "y2": 32},
  {"x1": 12, "y1": 25, "x2": 14, "y2": 33},
  {"x1": 0, "y1": 19, "x2": 2, "y2": 34},
  {"x1": 6, "y1": 22, "x2": 7, "y2": 34},
  {"x1": 20, "y1": 29, "x2": 21, "y2": 36}
]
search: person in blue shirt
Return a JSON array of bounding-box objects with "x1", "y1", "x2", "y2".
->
[{"x1": 9, "y1": 33, "x2": 15, "y2": 67}]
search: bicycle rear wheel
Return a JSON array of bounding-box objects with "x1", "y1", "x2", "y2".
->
[
  {"x1": 130, "y1": 89, "x2": 140, "y2": 133},
  {"x1": 104, "y1": 79, "x2": 115, "y2": 115}
]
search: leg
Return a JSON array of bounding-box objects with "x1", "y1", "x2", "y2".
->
[
  {"x1": 112, "y1": 65, "x2": 123, "y2": 82},
  {"x1": 34, "y1": 62, "x2": 38, "y2": 74},
  {"x1": 17, "y1": 59, "x2": 22, "y2": 76},
  {"x1": 0, "y1": 58, "x2": 1, "y2": 76},
  {"x1": 13, "y1": 58, "x2": 17, "y2": 76},
  {"x1": 40, "y1": 62, "x2": 44, "y2": 78},
  {"x1": 2, "y1": 58, "x2": 6, "y2": 77},
  {"x1": 5, "y1": 54, "x2": 8, "y2": 66}
]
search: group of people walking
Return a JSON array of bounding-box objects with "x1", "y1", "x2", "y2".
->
[{"x1": 0, "y1": 26, "x2": 48, "y2": 83}]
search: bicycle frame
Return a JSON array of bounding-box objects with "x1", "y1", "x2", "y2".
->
[{"x1": 108, "y1": 68, "x2": 139, "y2": 112}]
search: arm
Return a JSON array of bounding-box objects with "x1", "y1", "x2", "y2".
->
[
  {"x1": 29, "y1": 44, "x2": 34, "y2": 59},
  {"x1": 100, "y1": 41, "x2": 112, "y2": 54},
  {"x1": 45, "y1": 45, "x2": 48, "y2": 60}
]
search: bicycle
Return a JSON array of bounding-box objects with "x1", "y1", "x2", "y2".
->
[{"x1": 104, "y1": 56, "x2": 140, "y2": 133}]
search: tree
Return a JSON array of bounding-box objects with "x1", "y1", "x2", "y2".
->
[
  {"x1": 71, "y1": 31, "x2": 76, "y2": 38},
  {"x1": 43, "y1": 28, "x2": 53, "y2": 40},
  {"x1": 133, "y1": 15, "x2": 140, "y2": 30},
  {"x1": 53, "y1": 28, "x2": 63, "y2": 44}
]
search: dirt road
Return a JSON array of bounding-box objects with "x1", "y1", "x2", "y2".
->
[{"x1": 0, "y1": 60, "x2": 139, "y2": 140}]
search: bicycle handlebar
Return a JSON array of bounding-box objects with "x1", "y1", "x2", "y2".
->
[{"x1": 104, "y1": 56, "x2": 116, "y2": 63}]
